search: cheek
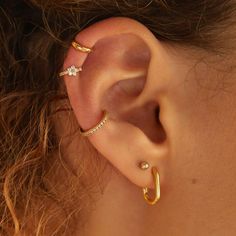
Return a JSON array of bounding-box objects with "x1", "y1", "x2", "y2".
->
[{"x1": 161, "y1": 67, "x2": 236, "y2": 216}]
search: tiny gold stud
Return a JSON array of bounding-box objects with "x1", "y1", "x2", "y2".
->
[{"x1": 139, "y1": 161, "x2": 150, "y2": 170}]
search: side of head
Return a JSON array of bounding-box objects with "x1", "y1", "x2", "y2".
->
[{"x1": 1, "y1": 1, "x2": 236, "y2": 235}]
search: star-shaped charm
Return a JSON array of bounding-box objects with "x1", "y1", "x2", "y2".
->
[{"x1": 67, "y1": 65, "x2": 82, "y2": 76}]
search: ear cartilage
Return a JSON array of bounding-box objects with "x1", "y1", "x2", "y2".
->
[
  {"x1": 79, "y1": 110, "x2": 109, "y2": 137},
  {"x1": 139, "y1": 161, "x2": 150, "y2": 170},
  {"x1": 59, "y1": 65, "x2": 82, "y2": 77},
  {"x1": 72, "y1": 40, "x2": 93, "y2": 53}
]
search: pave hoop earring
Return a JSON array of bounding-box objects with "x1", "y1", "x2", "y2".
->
[
  {"x1": 79, "y1": 110, "x2": 109, "y2": 137},
  {"x1": 143, "y1": 167, "x2": 160, "y2": 205}
]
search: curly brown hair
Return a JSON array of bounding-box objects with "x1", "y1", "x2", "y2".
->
[{"x1": 1, "y1": 0, "x2": 236, "y2": 235}]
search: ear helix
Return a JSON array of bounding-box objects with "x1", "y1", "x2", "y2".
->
[{"x1": 59, "y1": 38, "x2": 161, "y2": 206}]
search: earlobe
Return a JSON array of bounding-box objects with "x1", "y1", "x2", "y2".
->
[{"x1": 60, "y1": 17, "x2": 169, "y2": 199}]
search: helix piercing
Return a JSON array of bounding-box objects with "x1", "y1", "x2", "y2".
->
[
  {"x1": 72, "y1": 40, "x2": 93, "y2": 53},
  {"x1": 79, "y1": 110, "x2": 109, "y2": 137},
  {"x1": 59, "y1": 65, "x2": 82, "y2": 77}
]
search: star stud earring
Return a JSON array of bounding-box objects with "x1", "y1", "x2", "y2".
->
[{"x1": 59, "y1": 65, "x2": 82, "y2": 78}]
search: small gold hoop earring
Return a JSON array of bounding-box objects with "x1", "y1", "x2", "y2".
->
[
  {"x1": 72, "y1": 40, "x2": 92, "y2": 53},
  {"x1": 79, "y1": 110, "x2": 109, "y2": 137},
  {"x1": 143, "y1": 167, "x2": 160, "y2": 205}
]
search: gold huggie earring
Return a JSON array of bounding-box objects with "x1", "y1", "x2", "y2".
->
[
  {"x1": 79, "y1": 110, "x2": 109, "y2": 137},
  {"x1": 72, "y1": 40, "x2": 93, "y2": 53},
  {"x1": 143, "y1": 167, "x2": 160, "y2": 205}
]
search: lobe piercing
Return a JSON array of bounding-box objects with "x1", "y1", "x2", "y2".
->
[
  {"x1": 139, "y1": 161, "x2": 150, "y2": 170},
  {"x1": 79, "y1": 110, "x2": 109, "y2": 137}
]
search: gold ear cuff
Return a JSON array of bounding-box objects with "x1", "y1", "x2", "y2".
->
[
  {"x1": 72, "y1": 40, "x2": 92, "y2": 53},
  {"x1": 79, "y1": 110, "x2": 109, "y2": 137}
]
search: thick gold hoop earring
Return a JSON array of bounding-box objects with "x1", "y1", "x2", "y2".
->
[
  {"x1": 72, "y1": 41, "x2": 92, "y2": 53},
  {"x1": 143, "y1": 167, "x2": 160, "y2": 205},
  {"x1": 79, "y1": 110, "x2": 109, "y2": 137}
]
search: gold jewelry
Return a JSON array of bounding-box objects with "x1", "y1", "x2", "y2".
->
[
  {"x1": 72, "y1": 40, "x2": 92, "y2": 53},
  {"x1": 59, "y1": 65, "x2": 82, "y2": 77},
  {"x1": 139, "y1": 161, "x2": 150, "y2": 170},
  {"x1": 143, "y1": 167, "x2": 160, "y2": 205},
  {"x1": 79, "y1": 110, "x2": 109, "y2": 137}
]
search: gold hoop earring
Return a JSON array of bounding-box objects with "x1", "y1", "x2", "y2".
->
[
  {"x1": 79, "y1": 110, "x2": 109, "y2": 137},
  {"x1": 143, "y1": 167, "x2": 160, "y2": 205},
  {"x1": 72, "y1": 40, "x2": 92, "y2": 53}
]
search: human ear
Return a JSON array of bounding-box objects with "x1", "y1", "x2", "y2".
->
[{"x1": 61, "y1": 17, "x2": 169, "y2": 189}]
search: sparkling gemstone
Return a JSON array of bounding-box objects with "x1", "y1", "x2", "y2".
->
[
  {"x1": 139, "y1": 161, "x2": 150, "y2": 170},
  {"x1": 67, "y1": 66, "x2": 78, "y2": 76}
]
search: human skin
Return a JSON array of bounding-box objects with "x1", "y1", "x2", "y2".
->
[{"x1": 55, "y1": 17, "x2": 236, "y2": 236}]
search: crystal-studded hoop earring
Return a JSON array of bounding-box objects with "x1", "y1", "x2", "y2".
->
[{"x1": 79, "y1": 110, "x2": 109, "y2": 137}]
